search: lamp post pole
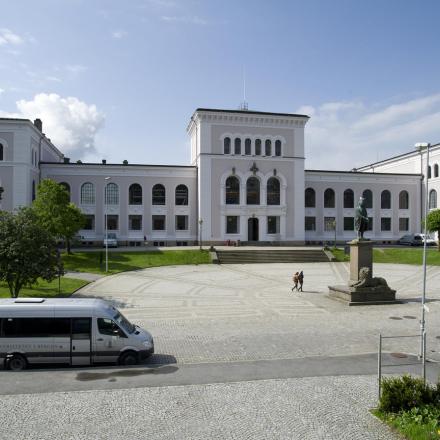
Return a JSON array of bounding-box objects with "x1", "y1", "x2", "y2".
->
[
  {"x1": 198, "y1": 219, "x2": 203, "y2": 251},
  {"x1": 104, "y1": 177, "x2": 111, "y2": 272},
  {"x1": 415, "y1": 143, "x2": 430, "y2": 378}
]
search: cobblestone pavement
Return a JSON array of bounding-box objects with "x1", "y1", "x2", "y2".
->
[
  {"x1": 77, "y1": 262, "x2": 440, "y2": 364},
  {"x1": 0, "y1": 375, "x2": 398, "y2": 440}
]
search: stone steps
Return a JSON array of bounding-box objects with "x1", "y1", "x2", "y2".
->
[{"x1": 216, "y1": 249, "x2": 330, "y2": 264}]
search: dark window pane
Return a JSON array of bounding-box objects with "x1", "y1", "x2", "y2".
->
[
  {"x1": 344, "y1": 217, "x2": 354, "y2": 231},
  {"x1": 381, "y1": 190, "x2": 391, "y2": 209},
  {"x1": 175, "y1": 185, "x2": 188, "y2": 205},
  {"x1": 381, "y1": 217, "x2": 391, "y2": 231},
  {"x1": 129, "y1": 184, "x2": 143, "y2": 205},
  {"x1": 305, "y1": 188, "x2": 315, "y2": 208},
  {"x1": 226, "y1": 176, "x2": 240, "y2": 204},
  {"x1": 246, "y1": 177, "x2": 260, "y2": 205},
  {"x1": 267, "y1": 216, "x2": 279, "y2": 234},
  {"x1": 429, "y1": 190, "x2": 437, "y2": 209},
  {"x1": 399, "y1": 191, "x2": 409, "y2": 209},
  {"x1": 324, "y1": 189, "x2": 335, "y2": 208},
  {"x1": 305, "y1": 217, "x2": 316, "y2": 231},
  {"x1": 367, "y1": 217, "x2": 373, "y2": 231},
  {"x1": 224, "y1": 137, "x2": 231, "y2": 154},
  {"x1": 265, "y1": 140, "x2": 271, "y2": 156},
  {"x1": 152, "y1": 184, "x2": 166, "y2": 205},
  {"x1": 53, "y1": 318, "x2": 71, "y2": 336},
  {"x1": 275, "y1": 140, "x2": 281, "y2": 156},
  {"x1": 362, "y1": 190, "x2": 372, "y2": 209},
  {"x1": 234, "y1": 138, "x2": 241, "y2": 155},
  {"x1": 343, "y1": 189, "x2": 354, "y2": 208},
  {"x1": 324, "y1": 217, "x2": 336, "y2": 231},
  {"x1": 399, "y1": 218, "x2": 409, "y2": 231},
  {"x1": 152, "y1": 215, "x2": 165, "y2": 230},
  {"x1": 245, "y1": 138, "x2": 251, "y2": 155},
  {"x1": 84, "y1": 215, "x2": 95, "y2": 230},
  {"x1": 72, "y1": 318, "x2": 91, "y2": 337},
  {"x1": 97, "y1": 318, "x2": 125, "y2": 337},
  {"x1": 255, "y1": 139, "x2": 261, "y2": 155},
  {"x1": 176, "y1": 215, "x2": 188, "y2": 230},
  {"x1": 129, "y1": 215, "x2": 142, "y2": 230},
  {"x1": 267, "y1": 178, "x2": 280, "y2": 205},
  {"x1": 226, "y1": 216, "x2": 239, "y2": 233},
  {"x1": 107, "y1": 215, "x2": 118, "y2": 230}
]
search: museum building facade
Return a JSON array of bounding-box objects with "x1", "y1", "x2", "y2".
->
[{"x1": 0, "y1": 108, "x2": 438, "y2": 245}]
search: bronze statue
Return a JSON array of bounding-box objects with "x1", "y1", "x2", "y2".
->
[{"x1": 355, "y1": 197, "x2": 369, "y2": 239}]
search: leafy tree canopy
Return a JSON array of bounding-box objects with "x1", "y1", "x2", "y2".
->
[
  {"x1": 425, "y1": 209, "x2": 440, "y2": 251},
  {"x1": 33, "y1": 179, "x2": 85, "y2": 253},
  {"x1": 0, "y1": 208, "x2": 61, "y2": 297}
]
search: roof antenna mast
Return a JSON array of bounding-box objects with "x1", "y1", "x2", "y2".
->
[{"x1": 240, "y1": 65, "x2": 248, "y2": 111}]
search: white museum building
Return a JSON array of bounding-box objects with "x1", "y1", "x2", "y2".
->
[{"x1": 0, "y1": 108, "x2": 439, "y2": 246}]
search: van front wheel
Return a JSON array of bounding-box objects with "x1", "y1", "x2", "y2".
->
[
  {"x1": 7, "y1": 354, "x2": 27, "y2": 371},
  {"x1": 119, "y1": 351, "x2": 139, "y2": 366}
]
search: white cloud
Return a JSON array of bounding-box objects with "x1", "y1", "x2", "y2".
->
[
  {"x1": 0, "y1": 93, "x2": 105, "y2": 158},
  {"x1": 298, "y1": 94, "x2": 440, "y2": 170},
  {"x1": 0, "y1": 88, "x2": 4, "y2": 96},
  {"x1": 112, "y1": 30, "x2": 128, "y2": 39},
  {"x1": 0, "y1": 28, "x2": 23, "y2": 46},
  {"x1": 161, "y1": 15, "x2": 208, "y2": 25}
]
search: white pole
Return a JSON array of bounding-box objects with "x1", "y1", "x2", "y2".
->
[{"x1": 104, "y1": 177, "x2": 111, "y2": 273}]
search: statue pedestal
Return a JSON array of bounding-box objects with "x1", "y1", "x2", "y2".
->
[{"x1": 328, "y1": 239, "x2": 399, "y2": 306}]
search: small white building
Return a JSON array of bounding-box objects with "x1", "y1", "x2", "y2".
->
[{"x1": 0, "y1": 108, "x2": 436, "y2": 245}]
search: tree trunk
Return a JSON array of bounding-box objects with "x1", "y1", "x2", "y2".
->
[{"x1": 66, "y1": 237, "x2": 71, "y2": 255}]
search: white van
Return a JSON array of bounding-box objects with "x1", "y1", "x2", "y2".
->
[{"x1": 0, "y1": 298, "x2": 154, "y2": 371}]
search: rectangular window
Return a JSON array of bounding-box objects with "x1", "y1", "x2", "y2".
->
[
  {"x1": 367, "y1": 217, "x2": 373, "y2": 231},
  {"x1": 399, "y1": 217, "x2": 409, "y2": 231},
  {"x1": 381, "y1": 217, "x2": 391, "y2": 231},
  {"x1": 343, "y1": 217, "x2": 354, "y2": 231},
  {"x1": 324, "y1": 217, "x2": 336, "y2": 232},
  {"x1": 83, "y1": 215, "x2": 95, "y2": 230},
  {"x1": 226, "y1": 216, "x2": 239, "y2": 234},
  {"x1": 305, "y1": 216, "x2": 316, "y2": 231},
  {"x1": 106, "y1": 215, "x2": 118, "y2": 230},
  {"x1": 129, "y1": 215, "x2": 142, "y2": 231},
  {"x1": 175, "y1": 215, "x2": 188, "y2": 231},
  {"x1": 267, "y1": 216, "x2": 280, "y2": 234},
  {"x1": 152, "y1": 215, "x2": 166, "y2": 231}
]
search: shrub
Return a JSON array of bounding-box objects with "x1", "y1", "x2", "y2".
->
[{"x1": 379, "y1": 375, "x2": 439, "y2": 413}]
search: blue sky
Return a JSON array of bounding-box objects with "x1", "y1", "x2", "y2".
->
[{"x1": 1, "y1": 0, "x2": 440, "y2": 169}]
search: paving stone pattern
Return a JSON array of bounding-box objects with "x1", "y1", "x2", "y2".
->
[{"x1": 0, "y1": 375, "x2": 398, "y2": 440}]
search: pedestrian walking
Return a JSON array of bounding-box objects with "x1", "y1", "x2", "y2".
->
[
  {"x1": 291, "y1": 272, "x2": 299, "y2": 292},
  {"x1": 298, "y1": 270, "x2": 304, "y2": 292}
]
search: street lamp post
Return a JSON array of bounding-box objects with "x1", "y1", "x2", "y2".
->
[
  {"x1": 414, "y1": 142, "x2": 430, "y2": 379},
  {"x1": 198, "y1": 218, "x2": 203, "y2": 251},
  {"x1": 104, "y1": 177, "x2": 111, "y2": 272}
]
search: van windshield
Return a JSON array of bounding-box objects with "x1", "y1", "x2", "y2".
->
[{"x1": 113, "y1": 312, "x2": 135, "y2": 334}]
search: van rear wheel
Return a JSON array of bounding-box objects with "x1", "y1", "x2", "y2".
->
[
  {"x1": 119, "y1": 351, "x2": 139, "y2": 366},
  {"x1": 8, "y1": 354, "x2": 27, "y2": 371}
]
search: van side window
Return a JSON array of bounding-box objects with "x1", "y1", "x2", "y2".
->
[
  {"x1": 72, "y1": 318, "x2": 91, "y2": 340},
  {"x1": 0, "y1": 318, "x2": 53, "y2": 337},
  {"x1": 98, "y1": 318, "x2": 126, "y2": 338},
  {"x1": 53, "y1": 318, "x2": 71, "y2": 336}
]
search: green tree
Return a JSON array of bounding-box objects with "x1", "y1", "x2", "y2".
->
[
  {"x1": 425, "y1": 209, "x2": 440, "y2": 251},
  {"x1": 33, "y1": 179, "x2": 85, "y2": 254},
  {"x1": 0, "y1": 208, "x2": 61, "y2": 297}
]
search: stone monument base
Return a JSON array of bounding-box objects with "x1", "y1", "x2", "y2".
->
[{"x1": 328, "y1": 284, "x2": 400, "y2": 306}]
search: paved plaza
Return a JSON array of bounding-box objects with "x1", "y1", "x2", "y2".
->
[{"x1": 1, "y1": 261, "x2": 440, "y2": 439}]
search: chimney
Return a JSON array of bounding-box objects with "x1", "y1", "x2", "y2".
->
[
  {"x1": 102, "y1": 159, "x2": 106, "y2": 165},
  {"x1": 64, "y1": 157, "x2": 70, "y2": 164},
  {"x1": 34, "y1": 119, "x2": 43, "y2": 132}
]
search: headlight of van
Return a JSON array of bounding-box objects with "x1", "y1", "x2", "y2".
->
[{"x1": 142, "y1": 340, "x2": 152, "y2": 347}]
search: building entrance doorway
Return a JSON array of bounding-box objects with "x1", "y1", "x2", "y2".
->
[{"x1": 247, "y1": 218, "x2": 259, "y2": 241}]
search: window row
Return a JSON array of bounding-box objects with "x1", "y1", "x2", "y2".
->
[
  {"x1": 305, "y1": 188, "x2": 410, "y2": 209},
  {"x1": 225, "y1": 216, "x2": 280, "y2": 234},
  {"x1": 223, "y1": 137, "x2": 282, "y2": 156},
  {"x1": 60, "y1": 182, "x2": 189, "y2": 206},
  {"x1": 428, "y1": 164, "x2": 439, "y2": 179},
  {"x1": 226, "y1": 176, "x2": 280, "y2": 205},
  {"x1": 305, "y1": 216, "x2": 409, "y2": 232},
  {"x1": 84, "y1": 214, "x2": 189, "y2": 231}
]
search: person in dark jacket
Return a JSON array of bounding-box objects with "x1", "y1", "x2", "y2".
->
[{"x1": 298, "y1": 271, "x2": 304, "y2": 292}]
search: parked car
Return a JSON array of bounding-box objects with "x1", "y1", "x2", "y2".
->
[
  {"x1": 398, "y1": 233, "x2": 436, "y2": 246},
  {"x1": 103, "y1": 232, "x2": 118, "y2": 248}
]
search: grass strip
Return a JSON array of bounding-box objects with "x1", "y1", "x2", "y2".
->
[{"x1": 62, "y1": 249, "x2": 211, "y2": 274}]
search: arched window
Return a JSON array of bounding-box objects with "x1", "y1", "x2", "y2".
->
[
  {"x1": 305, "y1": 188, "x2": 315, "y2": 208},
  {"x1": 434, "y1": 164, "x2": 439, "y2": 178},
  {"x1": 223, "y1": 137, "x2": 231, "y2": 154},
  {"x1": 105, "y1": 183, "x2": 119, "y2": 205},
  {"x1": 267, "y1": 177, "x2": 280, "y2": 205},
  {"x1": 152, "y1": 184, "x2": 165, "y2": 205},
  {"x1": 234, "y1": 138, "x2": 241, "y2": 155},
  {"x1": 129, "y1": 183, "x2": 142, "y2": 205},
  {"x1": 32, "y1": 180, "x2": 36, "y2": 201},
  {"x1": 60, "y1": 182, "x2": 70, "y2": 201},
  {"x1": 399, "y1": 190, "x2": 409, "y2": 209},
  {"x1": 225, "y1": 176, "x2": 240, "y2": 204},
  {"x1": 428, "y1": 166, "x2": 432, "y2": 179},
  {"x1": 324, "y1": 188, "x2": 335, "y2": 208},
  {"x1": 343, "y1": 189, "x2": 354, "y2": 208},
  {"x1": 429, "y1": 189, "x2": 437, "y2": 209},
  {"x1": 265, "y1": 140, "x2": 271, "y2": 156},
  {"x1": 81, "y1": 182, "x2": 95, "y2": 205},
  {"x1": 381, "y1": 190, "x2": 391, "y2": 209},
  {"x1": 0, "y1": 143, "x2": 3, "y2": 161},
  {"x1": 245, "y1": 138, "x2": 251, "y2": 155},
  {"x1": 175, "y1": 184, "x2": 188, "y2": 205},
  {"x1": 246, "y1": 177, "x2": 260, "y2": 205},
  {"x1": 362, "y1": 189, "x2": 373, "y2": 209},
  {"x1": 275, "y1": 140, "x2": 281, "y2": 156},
  {"x1": 255, "y1": 139, "x2": 261, "y2": 155}
]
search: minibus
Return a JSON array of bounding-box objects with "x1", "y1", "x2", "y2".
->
[{"x1": 0, "y1": 298, "x2": 154, "y2": 371}]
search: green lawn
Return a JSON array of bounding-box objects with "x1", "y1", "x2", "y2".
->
[
  {"x1": 330, "y1": 247, "x2": 440, "y2": 265},
  {"x1": 62, "y1": 249, "x2": 211, "y2": 274},
  {"x1": 0, "y1": 277, "x2": 89, "y2": 298}
]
